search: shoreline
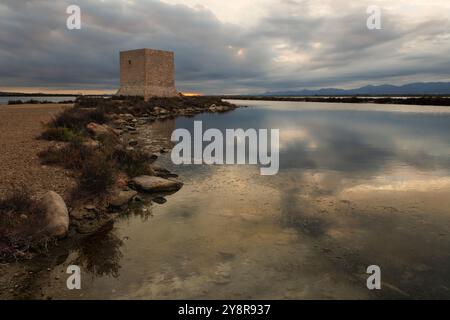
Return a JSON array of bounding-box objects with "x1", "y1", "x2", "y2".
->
[
  {"x1": 0, "y1": 96, "x2": 239, "y2": 264},
  {"x1": 219, "y1": 95, "x2": 450, "y2": 106}
]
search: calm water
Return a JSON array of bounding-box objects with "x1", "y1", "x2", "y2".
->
[
  {"x1": 23, "y1": 101, "x2": 450, "y2": 299},
  {"x1": 0, "y1": 96, "x2": 75, "y2": 105}
]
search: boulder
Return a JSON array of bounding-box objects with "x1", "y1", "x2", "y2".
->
[
  {"x1": 109, "y1": 190, "x2": 138, "y2": 207},
  {"x1": 41, "y1": 191, "x2": 69, "y2": 238},
  {"x1": 130, "y1": 176, "x2": 183, "y2": 193},
  {"x1": 86, "y1": 122, "x2": 119, "y2": 137}
]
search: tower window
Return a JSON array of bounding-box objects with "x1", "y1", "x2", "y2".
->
[{"x1": 128, "y1": 60, "x2": 132, "y2": 65}]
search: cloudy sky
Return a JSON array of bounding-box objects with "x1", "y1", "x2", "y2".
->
[{"x1": 1, "y1": 0, "x2": 450, "y2": 94}]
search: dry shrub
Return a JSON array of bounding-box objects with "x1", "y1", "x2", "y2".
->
[
  {"x1": 0, "y1": 187, "x2": 51, "y2": 261},
  {"x1": 40, "y1": 127, "x2": 79, "y2": 142},
  {"x1": 39, "y1": 140, "x2": 93, "y2": 170},
  {"x1": 49, "y1": 107, "x2": 109, "y2": 131},
  {"x1": 112, "y1": 147, "x2": 151, "y2": 177},
  {"x1": 78, "y1": 151, "x2": 117, "y2": 195}
]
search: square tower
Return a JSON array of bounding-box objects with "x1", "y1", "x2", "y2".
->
[{"x1": 117, "y1": 48, "x2": 178, "y2": 98}]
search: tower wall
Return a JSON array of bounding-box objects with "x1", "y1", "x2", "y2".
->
[{"x1": 117, "y1": 49, "x2": 178, "y2": 98}]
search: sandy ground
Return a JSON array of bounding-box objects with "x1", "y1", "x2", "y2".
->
[{"x1": 0, "y1": 103, "x2": 76, "y2": 201}]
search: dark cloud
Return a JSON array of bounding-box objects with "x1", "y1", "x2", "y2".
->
[{"x1": 0, "y1": 0, "x2": 449, "y2": 93}]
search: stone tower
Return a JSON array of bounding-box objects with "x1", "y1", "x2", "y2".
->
[{"x1": 117, "y1": 48, "x2": 178, "y2": 99}]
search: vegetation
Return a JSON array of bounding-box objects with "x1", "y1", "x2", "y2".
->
[
  {"x1": 0, "y1": 187, "x2": 51, "y2": 261},
  {"x1": 48, "y1": 106, "x2": 109, "y2": 130},
  {"x1": 78, "y1": 151, "x2": 117, "y2": 195},
  {"x1": 112, "y1": 147, "x2": 152, "y2": 177},
  {"x1": 38, "y1": 95, "x2": 234, "y2": 197},
  {"x1": 2, "y1": 95, "x2": 235, "y2": 260},
  {"x1": 40, "y1": 127, "x2": 79, "y2": 142},
  {"x1": 39, "y1": 140, "x2": 93, "y2": 170}
]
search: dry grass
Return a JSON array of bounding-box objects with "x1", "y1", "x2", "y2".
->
[
  {"x1": 0, "y1": 187, "x2": 52, "y2": 261},
  {"x1": 49, "y1": 107, "x2": 109, "y2": 131},
  {"x1": 78, "y1": 151, "x2": 117, "y2": 195},
  {"x1": 39, "y1": 140, "x2": 94, "y2": 170}
]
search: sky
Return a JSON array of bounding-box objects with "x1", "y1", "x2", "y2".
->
[{"x1": 1, "y1": 0, "x2": 450, "y2": 94}]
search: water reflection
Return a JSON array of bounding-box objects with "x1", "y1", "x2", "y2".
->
[
  {"x1": 72, "y1": 226, "x2": 124, "y2": 278},
  {"x1": 40, "y1": 101, "x2": 450, "y2": 299}
]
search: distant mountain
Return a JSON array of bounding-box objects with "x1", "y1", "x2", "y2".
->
[{"x1": 263, "y1": 82, "x2": 450, "y2": 96}]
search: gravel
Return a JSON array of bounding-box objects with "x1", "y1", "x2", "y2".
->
[{"x1": 0, "y1": 103, "x2": 76, "y2": 200}]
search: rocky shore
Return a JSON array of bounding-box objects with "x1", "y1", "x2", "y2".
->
[{"x1": 0, "y1": 96, "x2": 238, "y2": 262}]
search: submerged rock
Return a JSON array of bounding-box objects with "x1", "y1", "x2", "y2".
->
[
  {"x1": 152, "y1": 165, "x2": 178, "y2": 178},
  {"x1": 74, "y1": 216, "x2": 114, "y2": 235},
  {"x1": 70, "y1": 209, "x2": 96, "y2": 221},
  {"x1": 109, "y1": 190, "x2": 138, "y2": 207},
  {"x1": 41, "y1": 191, "x2": 69, "y2": 238},
  {"x1": 130, "y1": 176, "x2": 183, "y2": 193},
  {"x1": 152, "y1": 196, "x2": 167, "y2": 204}
]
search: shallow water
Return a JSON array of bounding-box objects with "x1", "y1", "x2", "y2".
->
[{"x1": 19, "y1": 101, "x2": 450, "y2": 299}]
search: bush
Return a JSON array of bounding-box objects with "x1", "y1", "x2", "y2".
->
[
  {"x1": 0, "y1": 187, "x2": 52, "y2": 261},
  {"x1": 0, "y1": 188, "x2": 39, "y2": 219},
  {"x1": 78, "y1": 151, "x2": 117, "y2": 194},
  {"x1": 39, "y1": 140, "x2": 93, "y2": 170},
  {"x1": 113, "y1": 147, "x2": 151, "y2": 177},
  {"x1": 0, "y1": 187, "x2": 45, "y2": 233},
  {"x1": 40, "y1": 127, "x2": 79, "y2": 142},
  {"x1": 49, "y1": 107, "x2": 109, "y2": 131}
]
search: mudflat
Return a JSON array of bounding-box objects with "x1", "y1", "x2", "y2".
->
[{"x1": 0, "y1": 103, "x2": 76, "y2": 200}]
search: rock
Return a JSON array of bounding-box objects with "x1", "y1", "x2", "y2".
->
[
  {"x1": 84, "y1": 204, "x2": 97, "y2": 211},
  {"x1": 82, "y1": 139, "x2": 100, "y2": 149},
  {"x1": 74, "y1": 216, "x2": 113, "y2": 234},
  {"x1": 152, "y1": 165, "x2": 178, "y2": 178},
  {"x1": 125, "y1": 126, "x2": 136, "y2": 132},
  {"x1": 40, "y1": 191, "x2": 69, "y2": 238},
  {"x1": 109, "y1": 190, "x2": 138, "y2": 207},
  {"x1": 122, "y1": 113, "x2": 135, "y2": 120},
  {"x1": 129, "y1": 139, "x2": 138, "y2": 146},
  {"x1": 153, "y1": 197, "x2": 167, "y2": 204},
  {"x1": 130, "y1": 176, "x2": 183, "y2": 193},
  {"x1": 115, "y1": 177, "x2": 128, "y2": 189},
  {"x1": 112, "y1": 119, "x2": 128, "y2": 126},
  {"x1": 209, "y1": 105, "x2": 230, "y2": 113},
  {"x1": 142, "y1": 150, "x2": 158, "y2": 161},
  {"x1": 70, "y1": 210, "x2": 86, "y2": 220},
  {"x1": 154, "y1": 107, "x2": 169, "y2": 115},
  {"x1": 86, "y1": 122, "x2": 118, "y2": 137}
]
